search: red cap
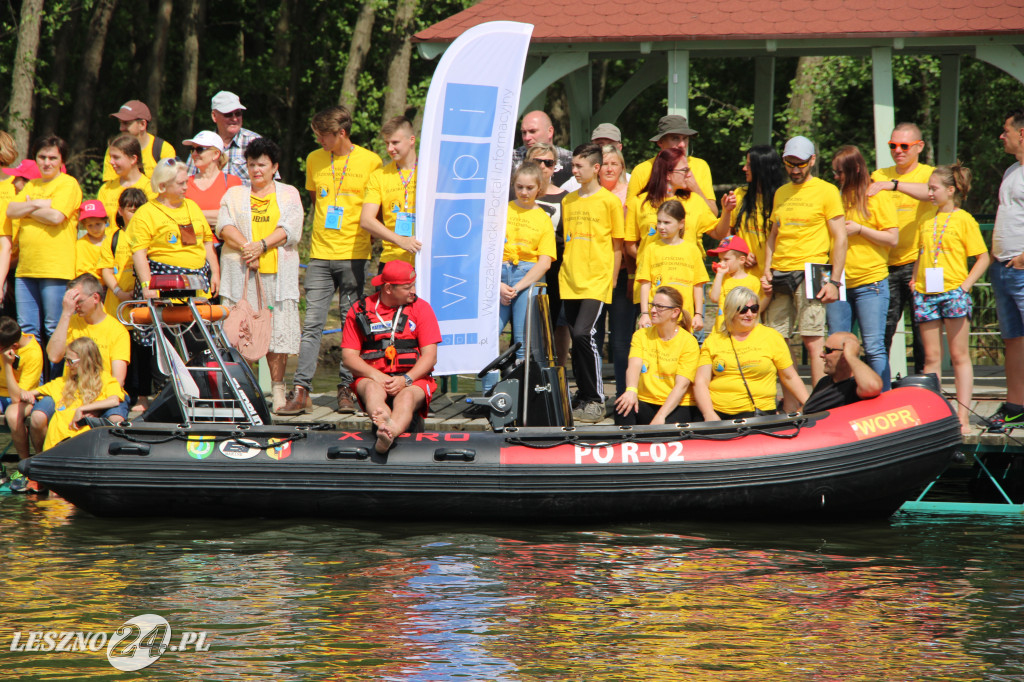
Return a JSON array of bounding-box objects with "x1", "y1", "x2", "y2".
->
[
  {"x1": 2, "y1": 159, "x2": 40, "y2": 180},
  {"x1": 79, "y1": 200, "x2": 108, "y2": 220},
  {"x1": 708, "y1": 235, "x2": 750, "y2": 256},
  {"x1": 371, "y1": 260, "x2": 416, "y2": 287},
  {"x1": 111, "y1": 100, "x2": 152, "y2": 122}
]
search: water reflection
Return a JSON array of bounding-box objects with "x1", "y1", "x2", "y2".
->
[{"x1": 0, "y1": 496, "x2": 1021, "y2": 680}]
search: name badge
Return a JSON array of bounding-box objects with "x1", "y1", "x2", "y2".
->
[
  {"x1": 924, "y1": 267, "x2": 944, "y2": 293},
  {"x1": 325, "y1": 205, "x2": 343, "y2": 230},
  {"x1": 395, "y1": 212, "x2": 415, "y2": 237},
  {"x1": 369, "y1": 321, "x2": 392, "y2": 334}
]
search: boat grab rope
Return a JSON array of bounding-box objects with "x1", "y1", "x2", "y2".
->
[
  {"x1": 504, "y1": 420, "x2": 806, "y2": 449},
  {"x1": 105, "y1": 423, "x2": 335, "y2": 448}
]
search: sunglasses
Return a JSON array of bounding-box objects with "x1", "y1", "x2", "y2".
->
[
  {"x1": 220, "y1": 110, "x2": 244, "y2": 119},
  {"x1": 670, "y1": 167, "x2": 691, "y2": 175},
  {"x1": 66, "y1": 357, "x2": 81, "y2": 365},
  {"x1": 823, "y1": 346, "x2": 843, "y2": 354},
  {"x1": 888, "y1": 141, "x2": 921, "y2": 151},
  {"x1": 737, "y1": 303, "x2": 760, "y2": 314},
  {"x1": 190, "y1": 146, "x2": 211, "y2": 154},
  {"x1": 650, "y1": 302, "x2": 679, "y2": 312},
  {"x1": 534, "y1": 158, "x2": 556, "y2": 168},
  {"x1": 783, "y1": 159, "x2": 811, "y2": 169}
]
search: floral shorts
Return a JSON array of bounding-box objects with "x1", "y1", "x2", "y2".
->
[{"x1": 913, "y1": 287, "x2": 972, "y2": 322}]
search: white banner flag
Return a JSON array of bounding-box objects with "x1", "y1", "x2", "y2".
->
[{"x1": 416, "y1": 21, "x2": 534, "y2": 376}]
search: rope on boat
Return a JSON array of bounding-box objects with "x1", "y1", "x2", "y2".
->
[
  {"x1": 107, "y1": 426, "x2": 319, "y2": 449},
  {"x1": 505, "y1": 420, "x2": 806, "y2": 449}
]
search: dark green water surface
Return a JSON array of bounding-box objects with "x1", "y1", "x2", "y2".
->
[{"x1": 1, "y1": 495, "x2": 1022, "y2": 681}]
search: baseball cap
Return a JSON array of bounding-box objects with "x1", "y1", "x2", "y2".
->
[
  {"x1": 111, "y1": 100, "x2": 153, "y2": 122},
  {"x1": 371, "y1": 260, "x2": 416, "y2": 287},
  {"x1": 79, "y1": 200, "x2": 108, "y2": 220},
  {"x1": 2, "y1": 159, "x2": 40, "y2": 180},
  {"x1": 650, "y1": 115, "x2": 697, "y2": 142},
  {"x1": 181, "y1": 130, "x2": 225, "y2": 153},
  {"x1": 708, "y1": 235, "x2": 750, "y2": 256},
  {"x1": 591, "y1": 123, "x2": 622, "y2": 143},
  {"x1": 783, "y1": 136, "x2": 815, "y2": 161},
  {"x1": 211, "y1": 91, "x2": 246, "y2": 114}
]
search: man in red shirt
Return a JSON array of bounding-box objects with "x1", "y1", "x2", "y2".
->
[{"x1": 341, "y1": 261, "x2": 441, "y2": 453}]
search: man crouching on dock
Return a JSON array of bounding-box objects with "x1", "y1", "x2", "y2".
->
[{"x1": 340, "y1": 261, "x2": 441, "y2": 453}]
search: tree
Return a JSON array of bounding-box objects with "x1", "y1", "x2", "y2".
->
[
  {"x1": 9, "y1": 0, "x2": 46, "y2": 157},
  {"x1": 146, "y1": 0, "x2": 174, "y2": 135},
  {"x1": 68, "y1": 0, "x2": 120, "y2": 174},
  {"x1": 177, "y1": 0, "x2": 205, "y2": 142},
  {"x1": 339, "y1": 0, "x2": 377, "y2": 110},
  {"x1": 380, "y1": 0, "x2": 418, "y2": 124}
]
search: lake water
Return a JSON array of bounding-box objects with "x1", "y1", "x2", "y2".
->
[{"x1": 1, "y1": 495, "x2": 1022, "y2": 681}]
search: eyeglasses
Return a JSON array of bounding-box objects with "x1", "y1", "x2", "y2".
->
[
  {"x1": 66, "y1": 357, "x2": 81, "y2": 365},
  {"x1": 221, "y1": 110, "x2": 244, "y2": 119},
  {"x1": 650, "y1": 302, "x2": 679, "y2": 312},
  {"x1": 190, "y1": 146, "x2": 211, "y2": 154},
  {"x1": 737, "y1": 303, "x2": 760, "y2": 314},
  {"x1": 534, "y1": 158, "x2": 556, "y2": 168},
  {"x1": 160, "y1": 157, "x2": 177, "y2": 166},
  {"x1": 783, "y1": 159, "x2": 811, "y2": 169},
  {"x1": 670, "y1": 167, "x2": 691, "y2": 175},
  {"x1": 888, "y1": 141, "x2": 921, "y2": 151},
  {"x1": 823, "y1": 346, "x2": 843, "y2": 354}
]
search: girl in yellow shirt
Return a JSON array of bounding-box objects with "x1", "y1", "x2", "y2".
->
[
  {"x1": 636, "y1": 200, "x2": 709, "y2": 333},
  {"x1": 913, "y1": 164, "x2": 991, "y2": 433},
  {"x1": 96, "y1": 134, "x2": 155, "y2": 227},
  {"x1": 827, "y1": 145, "x2": 899, "y2": 391}
]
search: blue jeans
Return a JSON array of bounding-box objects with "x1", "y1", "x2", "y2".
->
[
  {"x1": 991, "y1": 259, "x2": 1024, "y2": 339},
  {"x1": 483, "y1": 262, "x2": 541, "y2": 392},
  {"x1": 293, "y1": 259, "x2": 365, "y2": 390},
  {"x1": 16, "y1": 277, "x2": 66, "y2": 341},
  {"x1": 826, "y1": 278, "x2": 891, "y2": 390}
]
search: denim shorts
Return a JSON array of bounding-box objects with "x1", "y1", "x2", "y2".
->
[
  {"x1": 990, "y1": 260, "x2": 1024, "y2": 339},
  {"x1": 913, "y1": 287, "x2": 972, "y2": 322}
]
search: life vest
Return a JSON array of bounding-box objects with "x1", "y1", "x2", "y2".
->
[{"x1": 353, "y1": 296, "x2": 420, "y2": 374}]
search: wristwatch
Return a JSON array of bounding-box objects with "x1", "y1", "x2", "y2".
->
[
  {"x1": 402, "y1": 374, "x2": 413, "y2": 387},
  {"x1": 829, "y1": 279, "x2": 842, "y2": 288}
]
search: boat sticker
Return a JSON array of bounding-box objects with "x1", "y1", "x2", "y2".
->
[
  {"x1": 502, "y1": 442, "x2": 686, "y2": 466},
  {"x1": 219, "y1": 438, "x2": 262, "y2": 459},
  {"x1": 266, "y1": 438, "x2": 292, "y2": 460},
  {"x1": 186, "y1": 436, "x2": 215, "y2": 460},
  {"x1": 849, "y1": 405, "x2": 921, "y2": 440}
]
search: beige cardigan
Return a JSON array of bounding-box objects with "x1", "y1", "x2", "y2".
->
[{"x1": 215, "y1": 181, "x2": 303, "y2": 303}]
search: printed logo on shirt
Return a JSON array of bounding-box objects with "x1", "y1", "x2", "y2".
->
[
  {"x1": 408, "y1": 320, "x2": 417, "y2": 332},
  {"x1": 715, "y1": 362, "x2": 726, "y2": 373},
  {"x1": 640, "y1": 362, "x2": 648, "y2": 374},
  {"x1": 369, "y1": 321, "x2": 392, "y2": 334}
]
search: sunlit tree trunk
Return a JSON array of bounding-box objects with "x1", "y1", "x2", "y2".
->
[
  {"x1": 787, "y1": 56, "x2": 824, "y2": 138},
  {"x1": 338, "y1": 0, "x2": 377, "y2": 109},
  {"x1": 381, "y1": 0, "x2": 418, "y2": 123},
  {"x1": 9, "y1": 0, "x2": 45, "y2": 157}
]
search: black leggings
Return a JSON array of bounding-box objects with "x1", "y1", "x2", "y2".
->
[
  {"x1": 562, "y1": 298, "x2": 605, "y2": 403},
  {"x1": 619, "y1": 401, "x2": 695, "y2": 426}
]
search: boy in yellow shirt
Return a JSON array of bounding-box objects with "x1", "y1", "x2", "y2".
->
[
  {"x1": 708, "y1": 235, "x2": 763, "y2": 328},
  {"x1": 75, "y1": 200, "x2": 114, "y2": 278},
  {"x1": 559, "y1": 143, "x2": 624, "y2": 422},
  {"x1": 360, "y1": 116, "x2": 422, "y2": 268}
]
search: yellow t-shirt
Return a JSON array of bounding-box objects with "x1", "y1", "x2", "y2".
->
[
  {"x1": 126, "y1": 199, "x2": 213, "y2": 269},
  {"x1": 844, "y1": 192, "x2": 898, "y2": 289},
  {"x1": 769, "y1": 177, "x2": 844, "y2": 273},
  {"x1": 559, "y1": 188, "x2": 625, "y2": 303},
  {"x1": 625, "y1": 192, "x2": 718, "y2": 254},
  {"x1": 0, "y1": 177, "x2": 17, "y2": 260},
  {"x1": 65, "y1": 314, "x2": 131, "y2": 379},
  {"x1": 871, "y1": 164, "x2": 936, "y2": 266},
  {"x1": 364, "y1": 162, "x2": 417, "y2": 265},
  {"x1": 12, "y1": 174, "x2": 83, "y2": 279},
  {"x1": 635, "y1": 240, "x2": 709, "y2": 316},
  {"x1": 96, "y1": 175, "x2": 156, "y2": 223},
  {"x1": 626, "y1": 155, "x2": 714, "y2": 204},
  {"x1": 75, "y1": 234, "x2": 115, "y2": 278},
  {"x1": 101, "y1": 137, "x2": 176, "y2": 183},
  {"x1": 0, "y1": 334, "x2": 43, "y2": 397},
  {"x1": 37, "y1": 373, "x2": 125, "y2": 451},
  {"x1": 715, "y1": 272, "x2": 762, "y2": 327},
  {"x1": 699, "y1": 325, "x2": 793, "y2": 414},
  {"x1": 729, "y1": 186, "x2": 770, "y2": 280},
  {"x1": 630, "y1": 326, "x2": 700, "y2": 407},
  {"x1": 305, "y1": 146, "x2": 382, "y2": 261},
  {"x1": 503, "y1": 202, "x2": 557, "y2": 264},
  {"x1": 915, "y1": 209, "x2": 988, "y2": 294},
  {"x1": 250, "y1": 192, "x2": 280, "y2": 274},
  {"x1": 103, "y1": 229, "x2": 136, "y2": 322}
]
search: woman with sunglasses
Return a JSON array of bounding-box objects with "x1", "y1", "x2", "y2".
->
[
  {"x1": 694, "y1": 286, "x2": 807, "y2": 421},
  {"x1": 827, "y1": 145, "x2": 899, "y2": 391},
  {"x1": 127, "y1": 159, "x2": 219, "y2": 305},
  {"x1": 615, "y1": 285, "x2": 700, "y2": 425},
  {"x1": 183, "y1": 131, "x2": 242, "y2": 232}
]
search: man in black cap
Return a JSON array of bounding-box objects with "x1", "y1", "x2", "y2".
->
[{"x1": 626, "y1": 114, "x2": 717, "y2": 216}]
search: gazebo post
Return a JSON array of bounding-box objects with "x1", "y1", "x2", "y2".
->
[
  {"x1": 563, "y1": 61, "x2": 593, "y2": 147},
  {"x1": 667, "y1": 49, "x2": 690, "y2": 118},
  {"x1": 753, "y1": 56, "x2": 776, "y2": 146},
  {"x1": 519, "y1": 53, "x2": 589, "y2": 116}
]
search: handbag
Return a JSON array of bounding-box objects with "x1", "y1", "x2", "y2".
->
[{"x1": 223, "y1": 268, "x2": 272, "y2": 363}]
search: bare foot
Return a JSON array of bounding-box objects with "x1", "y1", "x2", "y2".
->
[{"x1": 374, "y1": 415, "x2": 396, "y2": 454}]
